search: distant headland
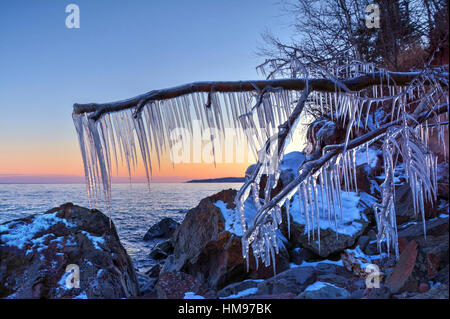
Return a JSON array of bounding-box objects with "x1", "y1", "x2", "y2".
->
[{"x1": 185, "y1": 177, "x2": 245, "y2": 183}]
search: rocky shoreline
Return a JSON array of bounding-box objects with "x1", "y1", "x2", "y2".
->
[{"x1": 1, "y1": 152, "x2": 448, "y2": 299}]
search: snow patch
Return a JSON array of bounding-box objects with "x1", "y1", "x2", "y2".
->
[
  {"x1": 0, "y1": 213, "x2": 76, "y2": 250},
  {"x1": 214, "y1": 200, "x2": 243, "y2": 236},
  {"x1": 80, "y1": 231, "x2": 105, "y2": 250},
  {"x1": 290, "y1": 187, "x2": 366, "y2": 236},
  {"x1": 280, "y1": 151, "x2": 306, "y2": 171},
  {"x1": 73, "y1": 291, "x2": 88, "y2": 299},
  {"x1": 183, "y1": 292, "x2": 205, "y2": 299},
  {"x1": 304, "y1": 281, "x2": 339, "y2": 292}
]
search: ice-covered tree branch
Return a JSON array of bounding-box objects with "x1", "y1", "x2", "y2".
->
[{"x1": 72, "y1": 71, "x2": 447, "y2": 121}]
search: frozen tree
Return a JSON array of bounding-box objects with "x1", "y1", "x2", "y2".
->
[{"x1": 72, "y1": 58, "x2": 448, "y2": 268}]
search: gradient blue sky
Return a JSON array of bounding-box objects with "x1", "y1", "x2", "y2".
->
[{"x1": 0, "y1": 0, "x2": 292, "y2": 182}]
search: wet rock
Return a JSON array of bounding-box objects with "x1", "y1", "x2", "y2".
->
[
  {"x1": 0, "y1": 203, "x2": 139, "y2": 299},
  {"x1": 146, "y1": 264, "x2": 161, "y2": 278},
  {"x1": 155, "y1": 240, "x2": 174, "y2": 255},
  {"x1": 143, "y1": 218, "x2": 180, "y2": 241},
  {"x1": 136, "y1": 272, "x2": 157, "y2": 296},
  {"x1": 149, "y1": 248, "x2": 168, "y2": 260}
]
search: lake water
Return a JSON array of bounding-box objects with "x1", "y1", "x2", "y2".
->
[{"x1": 0, "y1": 183, "x2": 242, "y2": 272}]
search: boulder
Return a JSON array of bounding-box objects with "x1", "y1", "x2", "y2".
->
[
  {"x1": 297, "y1": 281, "x2": 350, "y2": 299},
  {"x1": 155, "y1": 240, "x2": 174, "y2": 254},
  {"x1": 409, "y1": 283, "x2": 449, "y2": 299},
  {"x1": 0, "y1": 203, "x2": 139, "y2": 299},
  {"x1": 143, "y1": 218, "x2": 180, "y2": 241},
  {"x1": 149, "y1": 248, "x2": 168, "y2": 260},
  {"x1": 289, "y1": 247, "x2": 319, "y2": 265},
  {"x1": 398, "y1": 216, "x2": 448, "y2": 240},
  {"x1": 217, "y1": 279, "x2": 263, "y2": 298},
  {"x1": 163, "y1": 189, "x2": 290, "y2": 290},
  {"x1": 146, "y1": 264, "x2": 161, "y2": 278},
  {"x1": 394, "y1": 183, "x2": 437, "y2": 223},
  {"x1": 385, "y1": 240, "x2": 419, "y2": 294},
  {"x1": 255, "y1": 266, "x2": 316, "y2": 295}
]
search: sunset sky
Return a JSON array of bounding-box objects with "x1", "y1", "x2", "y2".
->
[{"x1": 0, "y1": 0, "x2": 292, "y2": 183}]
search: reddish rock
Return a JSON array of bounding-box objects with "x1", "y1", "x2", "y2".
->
[
  {"x1": 386, "y1": 240, "x2": 419, "y2": 294},
  {"x1": 155, "y1": 271, "x2": 214, "y2": 299},
  {"x1": 398, "y1": 237, "x2": 409, "y2": 253},
  {"x1": 163, "y1": 189, "x2": 290, "y2": 290},
  {"x1": 419, "y1": 283, "x2": 430, "y2": 293},
  {"x1": 426, "y1": 253, "x2": 441, "y2": 278},
  {"x1": 0, "y1": 203, "x2": 139, "y2": 299}
]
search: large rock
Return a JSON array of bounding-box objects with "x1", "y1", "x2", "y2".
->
[
  {"x1": 297, "y1": 281, "x2": 350, "y2": 299},
  {"x1": 385, "y1": 240, "x2": 419, "y2": 294},
  {"x1": 217, "y1": 279, "x2": 263, "y2": 298},
  {"x1": 255, "y1": 266, "x2": 316, "y2": 296},
  {"x1": 409, "y1": 283, "x2": 449, "y2": 299},
  {"x1": 0, "y1": 203, "x2": 139, "y2": 299},
  {"x1": 143, "y1": 218, "x2": 179, "y2": 241},
  {"x1": 162, "y1": 189, "x2": 290, "y2": 290},
  {"x1": 155, "y1": 271, "x2": 214, "y2": 299}
]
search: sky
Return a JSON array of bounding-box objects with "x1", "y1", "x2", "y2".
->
[{"x1": 0, "y1": 0, "x2": 293, "y2": 183}]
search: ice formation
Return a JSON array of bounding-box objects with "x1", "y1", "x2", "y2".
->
[{"x1": 72, "y1": 60, "x2": 448, "y2": 266}]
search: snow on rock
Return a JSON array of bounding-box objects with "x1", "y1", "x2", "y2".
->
[
  {"x1": 0, "y1": 203, "x2": 139, "y2": 299},
  {"x1": 214, "y1": 200, "x2": 243, "y2": 236},
  {"x1": 183, "y1": 291, "x2": 206, "y2": 299},
  {"x1": 287, "y1": 187, "x2": 370, "y2": 258},
  {"x1": 341, "y1": 246, "x2": 378, "y2": 279},
  {"x1": 298, "y1": 281, "x2": 350, "y2": 299},
  {"x1": 280, "y1": 151, "x2": 306, "y2": 172}
]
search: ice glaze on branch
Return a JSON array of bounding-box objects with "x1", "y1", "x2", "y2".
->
[
  {"x1": 245, "y1": 102, "x2": 448, "y2": 239},
  {"x1": 72, "y1": 71, "x2": 442, "y2": 120}
]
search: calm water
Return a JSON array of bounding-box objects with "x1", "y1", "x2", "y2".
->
[{"x1": 0, "y1": 183, "x2": 242, "y2": 272}]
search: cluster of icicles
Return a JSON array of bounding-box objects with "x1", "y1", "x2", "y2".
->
[
  {"x1": 73, "y1": 62, "x2": 448, "y2": 269},
  {"x1": 237, "y1": 65, "x2": 447, "y2": 268}
]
